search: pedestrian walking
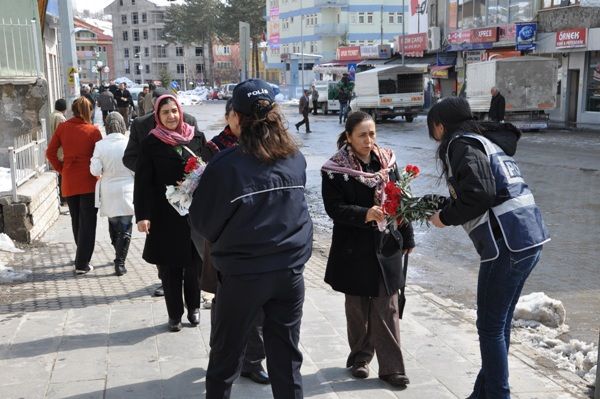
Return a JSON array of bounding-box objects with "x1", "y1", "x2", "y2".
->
[
  {"x1": 189, "y1": 79, "x2": 313, "y2": 399},
  {"x1": 123, "y1": 88, "x2": 206, "y2": 298},
  {"x1": 489, "y1": 87, "x2": 506, "y2": 122},
  {"x1": 143, "y1": 83, "x2": 156, "y2": 115},
  {"x1": 338, "y1": 73, "x2": 352, "y2": 124},
  {"x1": 49, "y1": 98, "x2": 67, "y2": 135},
  {"x1": 321, "y1": 110, "x2": 414, "y2": 388},
  {"x1": 97, "y1": 88, "x2": 117, "y2": 125},
  {"x1": 90, "y1": 112, "x2": 134, "y2": 276},
  {"x1": 115, "y1": 83, "x2": 134, "y2": 129},
  {"x1": 81, "y1": 85, "x2": 97, "y2": 124},
  {"x1": 311, "y1": 84, "x2": 319, "y2": 115},
  {"x1": 427, "y1": 97, "x2": 549, "y2": 399},
  {"x1": 198, "y1": 99, "x2": 270, "y2": 386},
  {"x1": 295, "y1": 89, "x2": 311, "y2": 133},
  {"x1": 134, "y1": 94, "x2": 204, "y2": 332},
  {"x1": 137, "y1": 85, "x2": 150, "y2": 116},
  {"x1": 46, "y1": 97, "x2": 102, "y2": 275}
]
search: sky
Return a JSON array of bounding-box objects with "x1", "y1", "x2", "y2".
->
[{"x1": 73, "y1": 0, "x2": 114, "y2": 12}]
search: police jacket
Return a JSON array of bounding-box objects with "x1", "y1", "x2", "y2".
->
[
  {"x1": 439, "y1": 123, "x2": 549, "y2": 261},
  {"x1": 189, "y1": 147, "x2": 313, "y2": 275}
]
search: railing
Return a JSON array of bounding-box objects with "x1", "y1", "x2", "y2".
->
[
  {"x1": 314, "y1": 23, "x2": 348, "y2": 36},
  {"x1": 8, "y1": 119, "x2": 48, "y2": 202},
  {"x1": 0, "y1": 18, "x2": 42, "y2": 78},
  {"x1": 314, "y1": 0, "x2": 349, "y2": 7}
]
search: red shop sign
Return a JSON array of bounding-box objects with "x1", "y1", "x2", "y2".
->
[
  {"x1": 471, "y1": 27, "x2": 498, "y2": 43},
  {"x1": 337, "y1": 46, "x2": 361, "y2": 61},
  {"x1": 397, "y1": 33, "x2": 428, "y2": 57},
  {"x1": 448, "y1": 30, "x2": 471, "y2": 44},
  {"x1": 556, "y1": 28, "x2": 587, "y2": 49}
]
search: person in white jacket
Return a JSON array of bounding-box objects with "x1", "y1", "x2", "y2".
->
[{"x1": 90, "y1": 112, "x2": 135, "y2": 276}]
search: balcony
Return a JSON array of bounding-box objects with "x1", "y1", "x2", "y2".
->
[
  {"x1": 315, "y1": 23, "x2": 348, "y2": 37},
  {"x1": 314, "y1": 0, "x2": 348, "y2": 7}
]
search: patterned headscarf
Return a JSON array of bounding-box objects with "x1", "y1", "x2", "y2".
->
[{"x1": 150, "y1": 94, "x2": 195, "y2": 146}]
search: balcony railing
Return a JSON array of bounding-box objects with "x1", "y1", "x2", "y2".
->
[
  {"x1": 314, "y1": 0, "x2": 349, "y2": 7},
  {"x1": 314, "y1": 23, "x2": 348, "y2": 37}
]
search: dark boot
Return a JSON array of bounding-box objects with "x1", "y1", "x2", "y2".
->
[{"x1": 114, "y1": 232, "x2": 131, "y2": 276}]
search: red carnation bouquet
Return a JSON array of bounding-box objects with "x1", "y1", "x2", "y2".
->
[
  {"x1": 165, "y1": 155, "x2": 206, "y2": 216},
  {"x1": 378, "y1": 164, "x2": 441, "y2": 231}
]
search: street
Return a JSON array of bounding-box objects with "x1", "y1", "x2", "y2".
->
[{"x1": 189, "y1": 100, "x2": 600, "y2": 345}]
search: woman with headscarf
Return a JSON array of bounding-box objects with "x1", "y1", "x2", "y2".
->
[
  {"x1": 47, "y1": 97, "x2": 102, "y2": 275},
  {"x1": 134, "y1": 94, "x2": 204, "y2": 332},
  {"x1": 90, "y1": 112, "x2": 134, "y2": 276}
]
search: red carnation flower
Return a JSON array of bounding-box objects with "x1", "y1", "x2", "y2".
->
[
  {"x1": 184, "y1": 156, "x2": 198, "y2": 174},
  {"x1": 405, "y1": 164, "x2": 420, "y2": 177}
]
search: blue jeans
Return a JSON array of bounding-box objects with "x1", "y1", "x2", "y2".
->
[
  {"x1": 469, "y1": 238, "x2": 542, "y2": 399},
  {"x1": 339, "y1": 102, "x2": 348, "y2": 123}
]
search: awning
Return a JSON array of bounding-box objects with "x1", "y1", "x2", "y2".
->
[{"x1": 430, "y1": 65, "x2": 452, "y2": 79}]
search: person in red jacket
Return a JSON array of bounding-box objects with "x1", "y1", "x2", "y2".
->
[{"x1": 47, "y1": 97, "x2": 102, "y2": 275}]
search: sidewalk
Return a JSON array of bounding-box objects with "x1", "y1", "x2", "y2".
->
[{"x1": 0, "y1": 211, "x2": 589, "y2": 399}]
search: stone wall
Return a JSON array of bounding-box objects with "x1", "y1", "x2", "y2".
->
[
  {"x1": 537, "y1": 6, "x2": 600, "y2": 32},
  {"x1": 0, "y1": 78, "x2": 49, "y2": 167}
]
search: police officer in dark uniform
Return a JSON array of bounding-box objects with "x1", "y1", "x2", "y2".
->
[{"x1": 189, "y1": 79, "x2": 313, "y2": 399}]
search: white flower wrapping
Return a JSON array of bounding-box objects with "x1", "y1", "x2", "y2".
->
[{"x1": 165, "y1": 159, "x2": 206, "y2": 216}]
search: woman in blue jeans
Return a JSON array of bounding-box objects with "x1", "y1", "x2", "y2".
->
[{"x1": 426, "y1": 98, "x2": 550, "y2": 399}]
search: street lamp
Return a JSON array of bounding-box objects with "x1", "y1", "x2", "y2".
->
[{"x1": 135, "y1": 52, "x2": 145, "y2": 84}]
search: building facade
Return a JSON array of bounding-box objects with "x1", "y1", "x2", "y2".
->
[
  {"x1": 105, "y1": 0, "x2": 208, "y2": 88},
  {"x1": 265, "y1": 0, "x2": 409, "y2": 93},
  {"x1": 74, "y1": 18, "x2": 114, "y2": 86}
]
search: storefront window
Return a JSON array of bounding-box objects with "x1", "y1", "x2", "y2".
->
[
  {"x1": 508, "y1": 0, "x2": 533, "y2": 22},
  {"x1": 586, "y1": 51, "x2": 600, "y2": 112},
  {"x1": 487, "y1": 0, "x2": 509, "y2": 24}
]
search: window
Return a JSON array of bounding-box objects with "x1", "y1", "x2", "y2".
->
[
  {"x1": 143, "y1": 30, "x2": 148, "y2": 40},
  {"x1": 217, "y1": 61, "x2": 232, "y2": 69},
  {"x1": 144, "y1": 47, "x2": 149, "y2": 57},
  {"x1": 131, "y1": 0, "x2": 136, "y2": 4},
  {"x1": 133, "y1": 29, "x2": 140, "y2": 41},
  {"x1": 389, "y1": 12, "x2": 403, "y2": 24},
  {"x1": 158, "y1": 63, "x2": 168, "y2": 72},
  {"x1": 586, "y1": 51, "x2": 600, "y2": 112},
  {"x1": 119, "y1": 0, "x2": 123, "y2": 5},
  {"x1": 541, "y1": 0, "x2": 578, "y2": 8},
  {"x1": 176, "y1": 47, "x2": 184, "y2": 56},
  {"x1": 121, "y1": 14, "x2": 127, "y2": 24},
  {"x1": 176, "y1": 64, "x2": 185, "y2": 73},
  {"x1": 125, "y1": 66, "x2": 130, "y2": 74},
  {"x1": 134, "y1": 46, "x2": 140, "y2": 56},
  {"x1": 123, "y1": 31, "x2": 128, "y2": 41},
  {"x1": 196, "y1": 64, "x2": 204, "y2": 73},
  {"x1": 222, "y1": 46, "x2": 230, "y2": 55},
  {"x1": 132, "y1": 12, "x2": 138, "y2": 24},
  {"x1": 154, "y1": 12, "x2": 165, "y2": 23},
  {"x1": 124, "y1": 48, "x2": 130, "y2": 58},
  {"x1": 145, "y1": 64, "x2": 150, "y2": 74},
  {"x1": 157, "y1": 46, "x2": 166, "y2": 58},
  {"x1": 366, "y1": 12, "x2": 374, "y2": 24},
  {"x1": 142, "y1": 13, "x2": 147, "y2": 23},
  {"x1": 134, "y1": 63, "x2": 140, "y2": 75},
  {"x1": 195, "y1": 47, "x2": 203, "y2": 56},
  {"x1": 358, "y1": 12, "x2": 365, "y2": 24}
]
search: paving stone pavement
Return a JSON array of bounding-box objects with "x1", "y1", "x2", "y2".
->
[{"x1": 0, "y1": 212, "x2": 591, "y2": 398}]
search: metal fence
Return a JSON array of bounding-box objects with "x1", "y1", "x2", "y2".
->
[
  {"x1": 0, "y1": 17, "x2": 42, "y2": 78},
  {"x1": 8, "y1": 119, "x2": 48, "y2": 202}
]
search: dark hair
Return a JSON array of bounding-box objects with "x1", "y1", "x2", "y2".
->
[
  {"x1": 427, "y1": 97, "x2": 482, "y2": 176},
  {"x1": 336, "y1": 111, "x2": 374, "y2": 149},
  {"x1": 148, "y1": 82, "x2": 156, "y2": 91},
  {"x1": 225, "y1": 98, "x2": 233, "y2": 116},
  {"x1": 72, "y1": 96, "x2": 93, "y2": 124},
  {"x1": 237, "y1": 101, "x2": 298, "y2": 162},
  {"x1": 54, "y1": 99, "x2": 67, "y2": 112}
]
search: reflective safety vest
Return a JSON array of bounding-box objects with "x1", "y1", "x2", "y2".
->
[{"x1": 446, "y1": 133, "x2": 550, "y2": 262}]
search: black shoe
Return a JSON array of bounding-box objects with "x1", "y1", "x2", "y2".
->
[
  {"x1": 306, "y1": 130, "x2": 312, "y2": 133},
  {"x1": 114, "y1": 232, "x2": 131, "y2": 276},
  {"x1": 168, "y1": 318, "x2": 182, "y2": 332},
  {"x1": 187, "y1": 308, "x2": 200, "y2": 326},
  {"x1": 153, "y1": 285, "x2": 164, "y2": 297},
  {"x1": 241, "y1": 369, "x2": 270, "y2": 385},
  {"x1": 295, "y1": 124, "x2": 299, "y2": 131},
  {"x1": 380, "y1": 373, "x2": 410, "y2": 387},
  {"x1": 74, "y1": 265, "x2": 94, "y2": 275},
  {"x1": 350, "y1": 363, "x2": 369, "y2": 379}
]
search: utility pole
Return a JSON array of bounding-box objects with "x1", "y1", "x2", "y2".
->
[
  {"x1": 300, "y1": 0, "x2": 305, "y2": 91},
  {"x1": 380, "y1": 5, "x2": 384, "y2": 45},
  {"x1": 58, "y1": 0, "x2": 79, "y2": 107},
  {"x1": 239, "y1": 22, "x2": 250, "y2": 81},
  {"x1": 402, "y1": 0, "x2": 406, "y2": 65}
]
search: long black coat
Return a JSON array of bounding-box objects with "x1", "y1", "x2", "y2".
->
[
  {"x1": 133, "y1": 133, "x2": 204, "y2": 266},
  {"x1": 489, "y1": 93, "x2": 506, "y2": 122},
  {"x1": 322, "y1": 164, "x2": 415, "y2": 297}
]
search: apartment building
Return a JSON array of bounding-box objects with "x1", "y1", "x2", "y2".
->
[
  {"x1": 266, "y1": 0, "x2": 408, "y2": 90},
  {"x1": 105, "y1": 0, "x2": 208, "y2": 88},
  {"x1": 74, "y1": 18, "x2": 114, "y2": 86}
]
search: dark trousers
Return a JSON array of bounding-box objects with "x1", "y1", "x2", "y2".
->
[
  {"x1": 469, "y1": 239, "x2": 542, "y2": 399},
  {"x1": 339, "y1": 102, "x2": 349, "y2": 123},
  {"x1": 118, "y1": 107, "x2": 130, "y2": 129},
  {"x1": 312, "y1": 100, "x2": 318, "y2": 115},
  {"x1": 101, "y1": 109, "x2": 112, "y2": 125},
  {"x1": 344, "y1": 282, "x2": 406, "y2": 377},
  {"x1": 108, "y1": 216, "x2": 133, "y2": 247},
  {"x1": 159, "y1": 246, "x2": 201, "y2": 320},
  {"x1": 295, "y1": 110, "x2": 310, "y2": 132},
  {"x1": 206, "y1": 267, "x2": 305, "y2": 399},
  {"x1": 65, "y1": 193, "x2": 98, "y2": 270}
]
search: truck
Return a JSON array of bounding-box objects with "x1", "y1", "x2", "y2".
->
[
  {"x1": 311, "y1": 81, "x2": 335, "y2": 114},
  {"x1": 465, "y1": 57, "x2": 558, "y2": 130},
  {"x1": 349, "y1": 65, "x2": 427, "y2": 123}
]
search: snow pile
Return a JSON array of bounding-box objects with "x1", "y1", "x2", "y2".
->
[
  {"x1": 178, "y1": 87, "x2": 209, "y2": 105},
  {"x1": 0, "y1": 233, "x2": 30, "y2": 283},
  {"x1": 512, "y1": 292, "x2": 597, "y2": 386},
  {"x1": 0, "y1": 167, "x2": 12, "y2": 192}
]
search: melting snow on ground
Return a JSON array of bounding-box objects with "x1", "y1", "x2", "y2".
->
[
  {"x1": 0, "y1": 167, "x2": 12, "y2": 192},
  {"x1": 512, "y1": 292, "x2": 597, "y2": 386},
  {"x1": 0, "y1": 233, "x2": 30, "y2": 283}
]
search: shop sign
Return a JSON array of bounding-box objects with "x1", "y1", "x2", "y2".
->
[
  {"x1": 337, "y1": 46, "x2": 361, "y2": 61},
  {"x1": 448, "y1": 30, "x2": 471, "y2": 44},
  {"x1": 464, "y1": 50, "x2": 486, "y2": 64},
  {"x1": 471, "y1": 27, "x2": 498, "y2": 43},
  {"x1": 556, "y1": 28, "x2": 587, "y2": 49},
  {"x1": 360, "y1": 45, "x2": 379, "y2": 59},
  {"x1": 397, "y1": 33, "x2": 428, "y2": 57},
  {"x1": 515, "y1": 22, "x2": 537, "y2": 51}
]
